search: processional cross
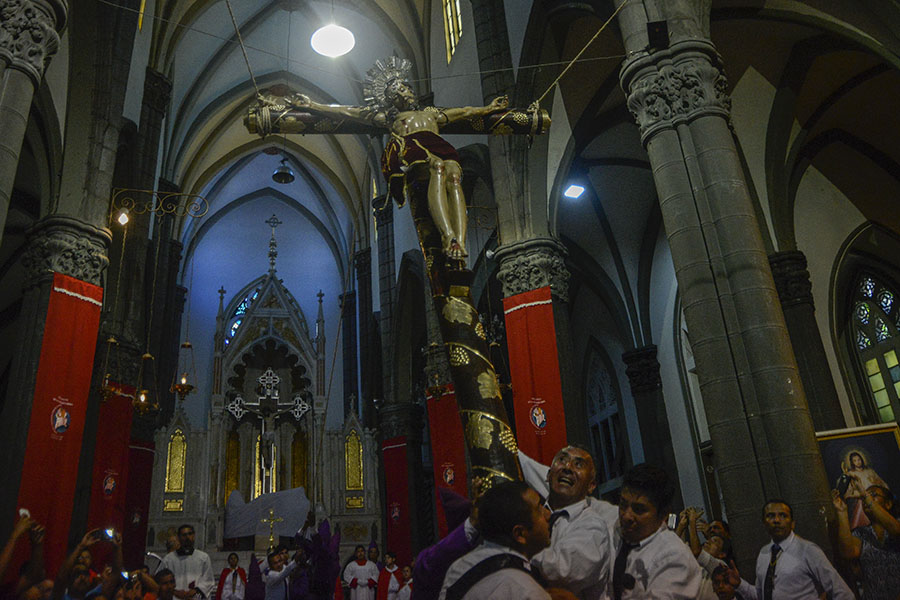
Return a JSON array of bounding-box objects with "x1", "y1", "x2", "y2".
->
[
  {"x1": 225, "y1": 367, "x2": 311, "y2": 495},
  {"x1": 245, "y1": 56, "x2": 551, "y2": 495},
  {"x1": 261, "y1": 508, "x2": 283, "y2": 551}
]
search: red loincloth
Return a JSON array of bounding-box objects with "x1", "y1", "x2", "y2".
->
[{"x1": 381, "y1": 131, "x2": 460, "y2": 206}]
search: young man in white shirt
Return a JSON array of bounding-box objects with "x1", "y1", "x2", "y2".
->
[
  {"x1": 159, "y1": 525, "x2": 215, "y2": 600},
  {"x1": 750, "y1": 500, "x2": 853, "y2": 600},
  {"x1": 263, "y1": 548, "x2": 303, "y2": 600},
  {"x1": 439, "y1": 481, "x2": 553, "y2": 600},
  {"x1": 610, "y1": 464, "x2": 701, "y2": 600}
]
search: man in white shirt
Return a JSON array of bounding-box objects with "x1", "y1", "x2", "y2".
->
[
  {"x1": 518, "y1": 446, "x2": 612, "y2": 599},
  {"x1": 344, "y1": 545, "x2": 379, "y2": 600},
  {"x1": 439, "y1": 481, "x2": 552, "y2": 600},
  {"x1": 159, "y1": 525, "x2": 215, "y2": 600},
  {"x1": 610, "y1": 464, "x2": 701, "y2": 600},
  {"x1": 751, "y1": 500, "x2": 853, "y2": 600},
  {"x1": 263, "y1": 548, "x2": 303, "y2": 600}
]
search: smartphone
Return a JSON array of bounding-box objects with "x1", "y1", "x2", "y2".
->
[
  {"x1": 104, "y1": 528, "x2": 115, "y2": 540},
  {"x1": 18, "y1": 508, "x2": 30, "y2": 519}
]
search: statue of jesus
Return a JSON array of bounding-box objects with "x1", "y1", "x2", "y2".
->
[{"x1": 285, "y1": 58, "x2": 508, "y2": 260}]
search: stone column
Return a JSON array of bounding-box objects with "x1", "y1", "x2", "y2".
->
[
  {"x1": 769, "y1": 250, "x2": 844, "y2": 431},
  {"x1": 495, "y1": 237, "x2": 588, "y2": 447},
  {"x1": 621, "y1": 345, "x2": 681, "y2": 505},
  {"x1": 0, "y1": 0, "x2": 67, "y2": 247},
  {"x1": 340, "y1": 291, "x2": 358, "y2": 417},
  {"x1": 0, "y1": 216, "x2": 110, "y2": 532},
  {"x1": 619, "y1": 1, "x2": 832, "y2": 566},
  {"x1": 354, "y1": 248, "x2": 375, "y2": 427},
  {"x1": 374, "y1": 197, "x2": 396, "y2": 404}
]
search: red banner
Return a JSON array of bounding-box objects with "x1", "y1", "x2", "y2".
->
[
  {"x1": 382, "y1": 436, "x2": 411, "y2": 566},
  {"x1": 122, "y1": 440, "x2": 154, "y2": 569},
  {"x1": 15, "y1": 273, "x2": 103, "y2": 575},
  {"x1": 87, "y1": 384, "x2": 135, "y2": 535},
  {"x1": 502, "y1": 286, "x2": 567, "y2": 465},
  {"x1": 425, "y1": 385, "x2": 467, "y2": 537}
]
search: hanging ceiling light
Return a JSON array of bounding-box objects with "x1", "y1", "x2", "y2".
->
[
  {"x1": 272, "y1": 157, "x2": 295, "y2": 184},
  {"x1": 311, "y1": 20, "x2": 354, "y2": 57}
]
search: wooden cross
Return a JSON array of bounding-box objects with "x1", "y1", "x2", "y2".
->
[{"x1": 261, "y1": 507, "x2": 283, "y2": 551}]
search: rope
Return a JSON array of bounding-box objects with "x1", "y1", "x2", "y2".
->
[
  {"x1": 533, "y1": 0, "x2": 628, "y2": 107},
  {"x1": 224, "y1": 0, "x2": 262, "y2": 99}
]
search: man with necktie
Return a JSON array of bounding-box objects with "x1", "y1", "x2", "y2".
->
[
  {"x1": 751, "y1": 500, "x2": 853, "y2": 600},
  {"x1": 609, "y1": 464, "x2": 700, "y2": 599}
]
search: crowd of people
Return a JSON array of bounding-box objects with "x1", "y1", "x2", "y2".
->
[{"x1": 3, "y1": 444, "x2": 898, "y2": 599}]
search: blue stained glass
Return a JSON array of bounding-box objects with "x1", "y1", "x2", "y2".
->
[
  {"x1": 858, "y1": 330, "x2": 872, "y2": 350},
  {"x1": 861, "y1": 277, "x2": 876, "y2": 298},
  {"x1": 879, "y1": 290, "x2": 895, "y2": 313},
  {"x1": 890, "y1": 365, "x2": 900, "y2": 383},
  {"x1": 856, "y1": 303, "x2": 870, "y2": 325},
  {"x1": 876, "y1": 318, "x2": 891, "y2": 342},
  {"x1": 230, "y1": 318, "x2": 242, "y2": 338}
]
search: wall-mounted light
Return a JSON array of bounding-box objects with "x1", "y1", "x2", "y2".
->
[{"x1": 563, "y1": 184, "x2": 585, "y2": 199}]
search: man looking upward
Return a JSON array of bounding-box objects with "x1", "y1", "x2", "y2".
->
[{"x1": 523, "y1": 446, "x2": 612, "y2": 599}]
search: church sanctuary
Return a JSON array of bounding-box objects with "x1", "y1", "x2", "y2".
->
[{"x1": 3, "y1": 0, "x2": 900, "y2": 598}]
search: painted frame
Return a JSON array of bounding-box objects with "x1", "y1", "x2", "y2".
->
[{"x1": 816, "y1": 423, "x2": 900, "y2": 507}]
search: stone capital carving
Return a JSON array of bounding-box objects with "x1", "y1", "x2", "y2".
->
[
  {"x1": 769, "y1": 250, "x2": 814, "y2": 308},
  {"x1": 621, "y1": 41, "x2": 731, "y2": 144},
  {"x1": 21, "y1": 215, "x2": 111, "y2": 288},
  {"x1": 378, "y1": 401, "x2": 423, "y2": 443},
  {"x1": 495, "y1": 237, "x2": 569, "y2": 302},
  {"x1": 143, "y1": 67, "x2": 173, "y2": 114},
  {"x1": 0, "y1": 0, "x2": 67, "y2": 86},
  {"x1": 622, "y1": 345, "x2": 661, "y2": 394}
]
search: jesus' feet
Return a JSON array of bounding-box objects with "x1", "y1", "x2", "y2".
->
[{"x1": 444, "y1": 238, "x2": 468, "y2": 260}]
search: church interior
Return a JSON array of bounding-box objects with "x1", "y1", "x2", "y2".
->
[{"x1": 3, "y1": 0, "x2": 900, "y2": 590}]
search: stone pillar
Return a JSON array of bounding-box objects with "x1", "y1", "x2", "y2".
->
[
  {"x1": 0, "y1": 0, "x2": 67, "y2": 247},
  {"x1": 618, "y1": 1, "x2": 832, "y2": 567},
  {"x1": 340, "y1": 291, "x2": 358, "y2": 417},
  {"x1": 374, "y1": 198, "x2": 396, "y2": 404},
  {"x1": 769, "y1": 250, "x2": 844, "y2": 431},
  {"x1": 621, "y1": 345, "x2": 681, "y2": 505},
  {"x1": 495, "y1": 237, "x2": 588, "y2": 447},
  {"x1": 354, "y1": 248, "x2": 375, "y2": 427},
  {"x1": 0, "y1": 216, "x2": 110, "y2": 533}
]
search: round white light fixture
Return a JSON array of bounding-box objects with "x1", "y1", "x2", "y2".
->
[{"x1": 311, "y1": 23, "x2": 355, "y2": 57}]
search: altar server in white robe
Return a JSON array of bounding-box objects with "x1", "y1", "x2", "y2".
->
[
  {"x1": 159, "y1": 525, "x2": 215, "y2": 600},
  {"x1": 343, "y1": 545, "x2": 379, "y2": 600}
]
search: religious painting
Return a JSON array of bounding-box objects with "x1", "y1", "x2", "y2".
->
[{"x1": 817, "y1": 423, "x2": 900, "y2": 528}]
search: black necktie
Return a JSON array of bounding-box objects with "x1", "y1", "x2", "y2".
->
[
  {"x1": 763, "y1": 543, "x2": 782, "y2": 600},
  {"x1": 613, "y1": 541, "x2": 638, "y2": 600},
  {"x1": 548, "y1": 510, "x2": 568, "y2": 536}
]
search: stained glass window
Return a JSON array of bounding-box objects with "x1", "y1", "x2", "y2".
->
[
  {"x1": 165, "y1": 429, "x2": 186, "y2": 493},
  {"x1": 851, "y1": 273, "x2": 900, "y2": 424},
  {"x1": 443, "y1": 0, "x2": 462, "y2": 63}
]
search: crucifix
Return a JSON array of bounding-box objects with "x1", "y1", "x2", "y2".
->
[
  {"x1": 260, "y1": 507, "x2": 283, "y2": 551},
  {"x1": 225, "y1": 366, "x2": 311, "y2": 495},
  {"x1": 245, "y1": 56, "x2": 551, "y2": 495},
  {"x1": 266, "y1": 214, "x2": 283, "y2": 271}
]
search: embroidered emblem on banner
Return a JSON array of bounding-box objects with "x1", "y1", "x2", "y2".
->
[
  {"x1": 529, "y1": 398, "x2": 547, "y2": 432},
  {"x1": 442, "y1": 463, "x2": 455, "y2": 485},
  {"x1": 103, "y1": 473, "x2": 117, "y2": 495},
  {"x1": 50, "y1": 397, "x2": 74, "y2": 438},
  {"x1": 390, "y1": 502, "x2": 401, "y2": 523}
]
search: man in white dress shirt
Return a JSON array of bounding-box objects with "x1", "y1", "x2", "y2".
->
[
  {"x1": 518, "y1": 446, "x2": 612, "y2": 599},
  {"x1": 610, "y1": 464, "x2": 701, "y2": 599},
  {"x1": 439, "y1": 481, "x2": 553, "y2": 600},
  {"x1": 344, "y1": 545, "x2": 380, "y2": 600},
  {"x1": 751, "y1": 500, "x2": 853, "y2": 600},
  {"x1": 159, "y1": 525, "x2": 215, "y2": 600},
  {"x1": 263, "y1": 548, "x2": 302, "y2": 600}
]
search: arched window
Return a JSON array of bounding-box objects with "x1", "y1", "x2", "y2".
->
[
  {"x1": 345, "y1": 429, "x2": 363, "y2": 490},
  {"x1": 165, "y1": 429, "x2": 186, "y2": 493},
  {"x1": 442, "y1": 0, "x2": 462, "y2": 63},
  {"x1": 584, "y1": 343, "x2": 624, "y2": 492},
  {"x1": 851, "y1": 273, "x2": 900, "y2": 423}
]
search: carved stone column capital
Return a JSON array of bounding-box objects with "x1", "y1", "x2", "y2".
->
[
  {"x1": 0, "y1": 0, "x2": 67, "y2": 86},
  {"x1": 768, "y1": 250, "x2": 814, "y2": 308},
  {"x1": 495, "y1": 237, "x2": 569, "y2": 302},
  {"x1": 378, "y1": 401, "x2": 423, "y2": 443},
  {"x1": 21, "y1": 215, "x2": 111, "y2": 288},
  {"x1": 143, "y1": 67, "x2": 172, "y2": 114},
  {"x1": 620, "y1": 41, "x2": 731, "y2": 145},
  {"x1": 622, "y1": 344, "x2": 661, "y2": 395}
]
